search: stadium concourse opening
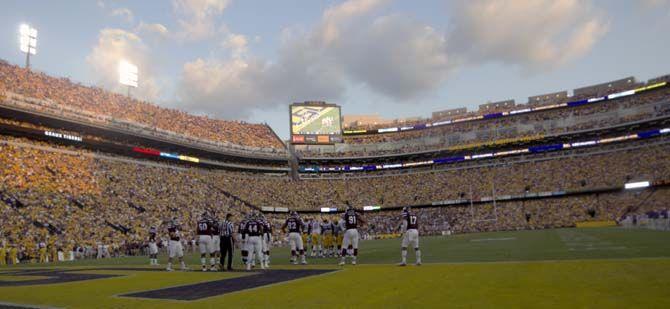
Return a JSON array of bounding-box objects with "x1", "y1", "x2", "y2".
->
[{"x1": 2, "y1": 2, "x2": 670, "y2": 306}]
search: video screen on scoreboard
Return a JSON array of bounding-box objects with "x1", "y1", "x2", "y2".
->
[{"x1": 290, "y1": 103, "x2": 342, "y2": 144}]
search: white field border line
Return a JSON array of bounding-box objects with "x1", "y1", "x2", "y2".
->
[
  {"x1": 568, "y1": 246, "x2": 627, "y2": 251},
  {"x1": 0, "y1": 301, "x2": 63, "y2": 309},
  {"x1": 470, "y1": 237, "x2": 516, "y2": 242},
  {"x1": 563, "y1": 242, "x2": 616, "y2": 246},
  {"x1": 399, "y1": 256, "x2": 670, "y2": 266}
]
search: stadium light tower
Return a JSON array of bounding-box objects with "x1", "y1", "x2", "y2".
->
[
  {"x1": 19, "y1": 24, "x2": 37, "y2": 69},
  {"x1": 118, "y1": 60, "x2": 138, "y2": 98}
]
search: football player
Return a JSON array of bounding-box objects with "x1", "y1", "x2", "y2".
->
[
  {"x1": 38, "y1": 242, "x2": 47, "y2": 263},
  {"x1": 0, "y1": 241, "x2": 6, "y2": 266},
  {"x1": 281, "y1": 211, "x2": 307, "y2": 265},
  {"x1": 261, "y1": 214, "x2": 272, "y2": 268},
  {"x1": 398, "y1": 207, "x2": 422, "y2": 266},
  {"x1": 148, "y1": 225, "x2": 159, "y2": 265},
  {"x1": 166, "y1": 218, "x2": 188, "y2": 271},
  {"x1": 211, "y1": 212, "x2": 221, "y2": 270},
  {"x1": 321, "y1": 218, "x2": 334, "y2": 257},
  {"x1": 302, "y1": 221, "x2": 310, "y2": 257},
  {"x1": 197, "y1": 212, "x2": 216, "y2": 271},
  {"x1": 244, "y1": 213, "x2": 266, "y2": 270},
  {"x1": 310, "y1": 217, "x2": 322, "y2": 257},
  {"x1": 282, "y1": 211, "x2": 307, "y2": 265},
  {"x1": 237, "y1": 213, "x2": 249, "y2": 266},
  {"x1": 334, "y1": 218, "x2": 344, "y2": 257},
  {"x1": 339, "y1": 203, "x2": 366, "y2": 266}
]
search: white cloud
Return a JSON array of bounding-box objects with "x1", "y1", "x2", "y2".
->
[
  {"x1": 177, "y1": 0, "x2": 448, "y2": 118},
  {"x1": 318, "y1": 0, "x2": 390, "y2": 46},
  {"x1": 448, "y1": 0, "x2": 609, "y2": 70},
  {"x1": 176, "y1": 0, "x2": 610, "y2": 120},
  {"x1": 640, "y1": 0, "x2": 670, "y2": 16},
  {"x1": 333, "y1": 14, "x2": 449, "y2": 99},
  {"x1": 136, "y1": 22, "x2": 170, "y2": 40},
  {"x1": 86, "y1": 28, "x2": 162, "y2": 101},
  {"x1": 221, "y1": 33, "x2": 248, "y2": 58},
  {"x1": 111, "y1": 8, "x2": 134, "y2": 23},
  {"x1": 178, "y1": 58, "x2": 267, "y2": 117},
  {"x1": 177, "y1": 41, "x2": 345, "y2": 119},
  {"x1": 173, "y1": 0, "x2": 230, "y2": 41},
  {"x1": 642, "y1": 0, "x2": 670, "y2": 7}
]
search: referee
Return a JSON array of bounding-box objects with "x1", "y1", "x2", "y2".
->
[{"x1": 219, "y1": 213, "x2": 235, "y2": 271}]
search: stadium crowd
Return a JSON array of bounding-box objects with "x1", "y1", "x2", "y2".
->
[
  {"x1": 0, "y1": 60, "x2": 285, "y2": 151},
  {"x1": 1, "y1": 60, "x2": 669, "y2": 265},
  {"x1": 297, "y1": 86, "x2": 670, "y2": 157},
  {"x1": 0, "y1": 135, "x2": 255, "y2": 264},
  {"x1": 363, "y1": 188, "x2": 670, "y2": 236},
  {"x1": 2, "y1": 132, "x2": 669, "y2": 264},
  {"x1": 224, "y1": 140, "x2": 670, "y2": 210}
]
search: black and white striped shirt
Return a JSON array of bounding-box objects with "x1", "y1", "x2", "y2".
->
[{"x1": 219, "y1": 220, "x2": 234, "y2": 237}]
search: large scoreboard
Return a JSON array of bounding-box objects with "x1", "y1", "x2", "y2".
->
[{"x1": 290, "y1": 102, "x2": 342, "y2": 144}]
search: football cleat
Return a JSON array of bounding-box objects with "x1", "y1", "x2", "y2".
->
[
  {"x1": 166, "y1": 267, "x2": 173, "y2": 272},
  {"x1": 398, "y1": 262, "x2": 407, "y2": 267},
  {"x1": 415, "y1": 262, "x2": 422, "y2": 266}
]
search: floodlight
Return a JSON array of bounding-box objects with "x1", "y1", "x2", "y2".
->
[
  {"x1": 119, "y1": 60, "x2": 139, "y2": 88},
  {"x1": 19, "y1": 23, "x2": 37, "y2": 68}
]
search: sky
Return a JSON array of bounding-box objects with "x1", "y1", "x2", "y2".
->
[{"x1": 1, "y1": 0, "x2": 669, "y2": 140}]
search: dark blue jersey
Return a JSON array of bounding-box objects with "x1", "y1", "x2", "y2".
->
[
  {"x1": 343, "y1": 210, "x2": 359, "y2": 230},
  {"x1": 167, "y1": 225, "x2": 180, "y2": 241},
  {"x1": 285, "y1": 217, "x2": 303, "y2": 233},
  {"x1": 245, "y1": 220, "x2": 264, "y2": 237},
  {"x1": 197, "y1": 219, "x2": 212, "y2": 236},
  {"x1": 404, "y1": 213, "x2": 419, "y2": 230}
]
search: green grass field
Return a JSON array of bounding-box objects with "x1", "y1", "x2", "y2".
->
[{"x1": 2, "y1": 227, "x2": 670, "y2": 308}]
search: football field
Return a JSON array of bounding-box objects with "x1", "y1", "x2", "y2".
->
[{"x1": 1, "y1": 227, "x2": 670, "y2": 308}]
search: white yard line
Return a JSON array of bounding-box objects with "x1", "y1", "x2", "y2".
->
[{"x1": 470, "y1": 237, "x2": 517, "y2": 242}]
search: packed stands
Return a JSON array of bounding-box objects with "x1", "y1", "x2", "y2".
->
[
  {"x1": 297, "y1": 79, "x2": 669, "y2": 158},
  {"x1": 228, "y1": 138, "x2": 670, "y2": 209},
  {"x1": 363, "y1": 187, "x2": 670, "y2": 236},
  {"x1": 2, "y1": 63, "x2": 670, "y2": 264},
  {"x1": 0, "y1": 136, "x2": 260, "y2": 262},
  {"x1": 3, "y1": 132, "x2": 668, "y2": 262},
  {"x1": 0, "y1": 60, "x2": 286, "y2": 153},
  {"x1": 0, "y1": 117, "x2": 289, "y2": 172}
]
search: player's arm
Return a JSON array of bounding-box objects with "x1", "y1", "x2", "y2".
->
[
  {"x1": 397, "y1": 219, "x2": 407, "y2": 233},
  {"x1": 281, "y1": 221, "x2": 288, "y2": 233}
]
